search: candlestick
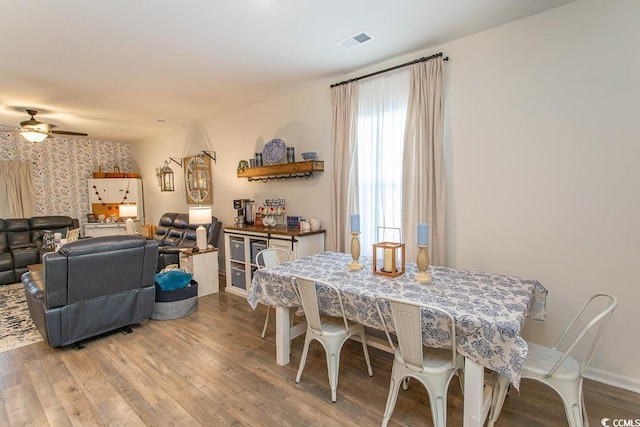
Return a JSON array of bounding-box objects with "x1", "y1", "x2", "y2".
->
[
  {"x1": 348, "y1": 232, "x2": 364, "y2": 270},
  {"x1": 350, "y1": 214, "x2": 360, "y2": 233},
  {"x1": 417, "y1": 223, "x2": 429, "y2": 246},
  {"x1": 415, "y1": 244, "x2": 432, "y2": 283}
]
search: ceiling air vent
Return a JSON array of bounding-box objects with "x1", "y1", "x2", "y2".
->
[{"x1": 338, "y1": 31, "x2": 373, "y2": 49}]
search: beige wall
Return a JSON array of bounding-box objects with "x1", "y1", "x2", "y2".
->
[
  {"x1": 441, "y1": 0, "x2": 639, "y2": 391},
  {"x1": 132, "y1": 0, "x2": 640, "y2": 391},
  {"x1": 130, "y1": 83, "x2": 332, "y2": 251}
]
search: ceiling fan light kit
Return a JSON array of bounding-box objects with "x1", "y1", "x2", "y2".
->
[
  {"x1": 20, "y1": 129, "x2": 49, "y2": 143},
  {"x1": 1, "y1": 109, "x2": 88, "y2": 142}
]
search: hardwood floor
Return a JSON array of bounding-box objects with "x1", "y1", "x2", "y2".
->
[{"x1": 1, "y1": 290, "x2": 638, "y2": 426}]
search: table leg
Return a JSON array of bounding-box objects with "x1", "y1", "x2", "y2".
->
[
  {"x1": 275, "y1": 306, "x2": 292, "y2": 365},
  {"x1": 275, "y1": 306, "x2": 307, "y2": 366},
  {"x1": 463, "y1": 358, "x2": 494, "y2": 427}
]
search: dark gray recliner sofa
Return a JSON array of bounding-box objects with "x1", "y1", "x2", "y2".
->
[
  {"x1": 21, "y1": 235, "x2": 158, "y2": 348},
  {"x1": 153, "y1": 212, "x2": 222, "y2": 271},
  {"x1": 0, "y1": 215, "x2": 80, "y2": 285}
]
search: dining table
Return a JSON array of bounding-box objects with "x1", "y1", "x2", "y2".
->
[{"x1": 247, "y1": 251, "x2": 547, "y2": 427}]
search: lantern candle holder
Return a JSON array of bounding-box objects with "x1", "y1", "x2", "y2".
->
[
  {"x1": 348, "y1": 232, "x2": 364, "y2": 270},
  {"x1": 415, "y1": 244, "x2": 432, "y2": 283},
  {"x1": 373, "y1": 241, "x2": 405, "y2": 278}
]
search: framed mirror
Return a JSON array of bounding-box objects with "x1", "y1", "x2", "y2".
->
[{"x1": 184, "y1": 154, "x2": 213, "y2": 204}]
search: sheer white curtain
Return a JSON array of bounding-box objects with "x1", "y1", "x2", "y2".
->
[
  {"x1": 354, "y1": 70, "x2": 410, "y2": 255},
  {"x1": 0, "y1": 160, "x2": 36, "y2": 218}
]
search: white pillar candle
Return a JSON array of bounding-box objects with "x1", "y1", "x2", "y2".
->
[{"x1": 384, "y1": 248, "x2": 393, "y2": 272}]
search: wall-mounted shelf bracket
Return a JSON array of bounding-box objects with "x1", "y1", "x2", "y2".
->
[
  {"x1": 168, "y1": 157, "x2": 183, "y2": 168},
  {"x1": 200, "y1": 150, "x2": 216, "y2": 163}
]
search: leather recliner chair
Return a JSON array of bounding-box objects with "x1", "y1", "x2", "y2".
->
[{"x1": 21, "y1": 235, "x2": 158, "y2": 348}]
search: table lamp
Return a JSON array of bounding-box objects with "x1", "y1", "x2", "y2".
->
[
  {"x1": 189, "y1": 206, "x2": 212, "y2": 251},
  {"x1": 118, "y1": 204, "x2": 138, "y2": 235}
]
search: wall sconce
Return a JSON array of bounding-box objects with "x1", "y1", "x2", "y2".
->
[
  {"x1": 157, "y1": 158, "x2": 183, "y2": 192},
  {"x1": 191, "y1": 154, "x2": 209, "y2": 190},
  {"x1": 159, "y1": 161, "x2": 174, "y2": 191}
]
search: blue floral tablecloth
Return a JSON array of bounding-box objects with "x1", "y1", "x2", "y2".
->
[{"x1": 247, "y1": 251, "x2": 547, "y2": 389}]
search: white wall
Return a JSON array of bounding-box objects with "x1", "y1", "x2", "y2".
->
[{"x1": 132, "y1": 0, "x2": 640, "y2": 391}]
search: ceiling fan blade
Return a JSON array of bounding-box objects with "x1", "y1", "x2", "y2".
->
[
  {"x1": 50, "y1": 130, "x2": 89, "y2": 136},
  {"x1": 0, "y1": 123, "x2": 20, "y2": 130}
]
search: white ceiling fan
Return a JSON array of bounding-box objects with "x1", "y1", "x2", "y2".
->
[{"x1": 0, "y1": 109, "x2": 88, "y2": 142}]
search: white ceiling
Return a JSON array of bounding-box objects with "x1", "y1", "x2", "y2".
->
[{"x1": 0, "y1": 0, "x2": 575, "y2": 143}]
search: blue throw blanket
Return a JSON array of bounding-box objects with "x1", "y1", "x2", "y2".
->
[{"x1": 155, "y1": 270, "x2": 193, "y2": 291}]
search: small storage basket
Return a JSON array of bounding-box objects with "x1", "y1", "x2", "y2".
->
[{"x1": 152, "y1": 280, "x2": 198, "y2": 320}]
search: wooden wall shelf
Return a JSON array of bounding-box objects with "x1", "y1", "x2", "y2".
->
[{"x1": 237, "y1": 160, "x2": 324, "y2": 182}]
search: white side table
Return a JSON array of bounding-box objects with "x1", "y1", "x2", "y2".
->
[{"x1": 179, "y1": 248, "x2": 219, "y2": 297}]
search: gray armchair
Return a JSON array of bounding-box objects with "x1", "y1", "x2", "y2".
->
[{"x1": 22, "y1": 235, "x2": 158, "y2": 348}]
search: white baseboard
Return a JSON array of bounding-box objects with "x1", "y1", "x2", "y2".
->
[{"x1": 583, "y1": 367, "x2": 640, "y2": 394}]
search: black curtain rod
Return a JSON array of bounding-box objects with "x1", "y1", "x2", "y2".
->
[{"x1": 330, "y1": 52, "x2": 448, "y2": 88}]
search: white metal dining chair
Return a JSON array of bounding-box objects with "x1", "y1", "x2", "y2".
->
[
  {"x1": 291, "y1": 276, "x2": 374, "y2": 402},
  {"x1": 487, "y1": 293, "x2": 618, "y2": 427},
  {"x1": 255, "y1": 247, "x2": 292, "y2": 338},
  {"x1": 375, "y1": 297, "x2": 464, "y2": 427}
]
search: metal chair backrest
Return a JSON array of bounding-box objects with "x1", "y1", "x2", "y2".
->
[
  {"x1": 291, "y1": 276, "x2": 349, "y2": 335},
  {"x1": 375, "y1": 297, "x2": 458, "y2": 371},
  {"x1": 255, "y1": 247, "x2": 292, "y2": 269},
  {"x1": 548, "y1": 293, "x2": 618, "y2": 377}
]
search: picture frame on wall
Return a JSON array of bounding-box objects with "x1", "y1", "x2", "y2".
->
[{"x1": 183, "y1": 154, "x2": 213, "y2": 205}]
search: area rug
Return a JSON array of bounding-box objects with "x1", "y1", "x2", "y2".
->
[{"x1": 0, "y1": 283, "x2": 43, "y2": 353}]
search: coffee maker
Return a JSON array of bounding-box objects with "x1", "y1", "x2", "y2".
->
[{"x1": 233, "y1": 199, "x2": 254, "y2": 226}]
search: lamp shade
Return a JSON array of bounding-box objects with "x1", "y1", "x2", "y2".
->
[
  {"x1": 189, "y1": 206, "x2": 212, "y2": 225},
  {"x1": 21, "y1": 130, "x2": 48, "y2": 143},
  {"x1": 119, "y1": 204, "x2": 138, "y2": 218}
]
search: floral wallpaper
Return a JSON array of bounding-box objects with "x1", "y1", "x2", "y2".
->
[{"x1": 0, "y1": 132, "x2": 132, "y2": 228}]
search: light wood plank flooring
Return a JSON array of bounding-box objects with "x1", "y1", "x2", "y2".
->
[{"x1": 1, "y1": 289, "x2": 638, "y2": 426}]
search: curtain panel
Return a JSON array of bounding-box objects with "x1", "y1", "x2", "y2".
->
[
  {"x1": 0, "y1": 160, "x2": 36, "y2": 218},
  {"x1": 329, "y1": 82, "x2": 359, "y2": 252},
  {"x1": 402, "y1": 57, "x2": 446, "y2": 265}
]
